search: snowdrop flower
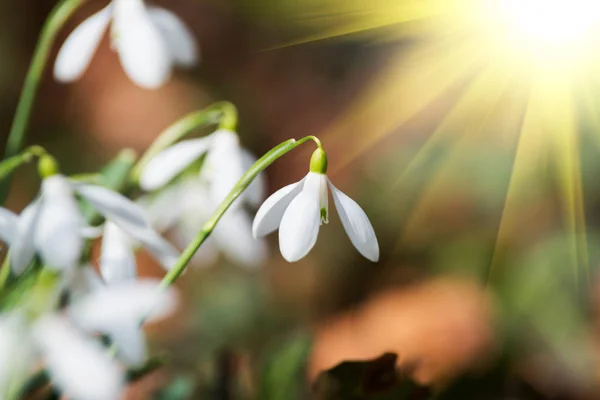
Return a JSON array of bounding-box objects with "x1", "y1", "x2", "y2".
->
[
  {"x1": 140, "y1": 129, "x2": 264, "y2": 207},
  {"x1": 0, "y1": 312, "x2": 123, "y2": 400},
  {"x1": 69, "y1": 279, "x2": 178, "y2": 366},
  {"x1": 253, "y1": 148, "x2": 379, "y2": 262},
  {"x1": 0, "y1": 280, "x2": 176, "y2": 399},
  {"x1": 141, "y1": 179, "x2": 267, "y2": 268},
  {"x1": 54, "y1": 0, "x2": 198, "y2": 89},
  {"x1": 32, "y1": 316, "x2": 124, "y2": 400},
  {"x1": 0, "y1": 174, "x2": 178, "y2": 275},
  {"x1": 138, "y1": 129, "x2": 267, "y2": 268}
]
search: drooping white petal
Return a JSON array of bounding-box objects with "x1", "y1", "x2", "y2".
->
[
  {"x1": 100, "y1": 222, "x2": 136, "y2": 284},
  {"x1": 213, "y1": 209, "x2": 267, "y2": 268},
  {"x1": 115, "y1": 221, "x2": 179, "y2": 270},
  {"x1": 278, "y1": 174, "x2": 323, "y2": 262},
  {"x1": 202, "y1": 130, "x2": 246, "y2": 205},
  {"x1": 69, "y1": 280, "x2": 178, "y2": 334},
  {"x1": 112, "y1": 0, "x2": 172, "y2": 88},
  {"x1": 35, "y1": 176, "x2": 84, "y2": 271},
  {"x1": 147, "y1": 6, "x2": 198, "y2": 67},
  {"x1": 139, "y1": 137, "x2": 213, "y2": 191},
  {"x1": 73, "y1": 183, "x2": 149, "y2": 229},
  {"x1": 53, "y1": 6, "x2": 112, "y2": 82},
  {"x1": 252, "y1": 177, "x2": 305, "y2": 238},
  {"x1": 0, "y1": 207, "x2": 18, "y2": 244},
  {"x1": 241, "y1": 149, "x2": 266, "y2": 208},
  {"x1": 10, "y1": 202, "x2": 41, "y2": 275},
  {"x1": 110, "y1": 324, "x2": 147, "y2": 366},
  {"x1": 33, "y1": 316, "x2": 124, "y2": 400},
  {"x1": 328, "y1": 181, "x2": 380, "y2": 262}
]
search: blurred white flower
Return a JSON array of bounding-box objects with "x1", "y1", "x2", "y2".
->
[
  {"x1": 99, "y1": 217, "x2": 180, "y2": 284},
  {"x1": 54, "y1": 0, "x2": 198, "y2": 89},
  {"x1": 0, "y1": 312, "x2": 122, "y2": 400},
  {"x1": 32, "y1": 315, "x2": 124, "y2": 400},
  {"x1": 0, "y1": 280, "x2": 177, "y2": 399},
  {"x1": 138, "y1": 129, "x2": 267, "y2": 268},
  {"x1": 252, "y1": 171, "x2": 380, "y2": 262},
  {"x1": 0, "y1": 175, "x2": 178, "y2": 275},
  {"x1": 69, "y1": 279, "x2": 178, "y2": 366},
  {"x1": 140, "y1": 129, "x2": 264, "y2": 206},
  {"x1": 141, "y1": 180, "x2": 267, "y2": 268}
]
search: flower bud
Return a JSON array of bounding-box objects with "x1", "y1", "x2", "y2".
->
[
  {"x1": 38, "y1": 154, "x2": 59, "y2": 178},
  {"x1": 309, "y1": 148, "x2": 328, "y2": 174}
]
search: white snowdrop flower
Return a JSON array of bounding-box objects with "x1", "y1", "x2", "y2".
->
[
  {"x1": 69, "y1": 279, "x2": 178, "y2": 366},
  {"x1": 32, "y1": 316, "x2": 124, "y2": 400},
  {"x1": 140, "y1": 179, "x2": 267, "y2": 268},
  {"x1": 140, "y1": 129, "x2": 265, "y2": 207},
  {"x1": 0, "y1": 311, "x2": 123, "y2": 400},
  {"x1": 0, "y1": 174, "x2": 179, "y2": 275},
  {"x1": 54, "y1": 0, "x2": 198, "y2": 89},
  {"x1": 252, "y1": 148, "x2": 379, "y2": 263}
]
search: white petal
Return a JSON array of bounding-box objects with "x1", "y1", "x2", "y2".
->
[
  {"x1": 36, "y1": 176, "x2": 84, "y2": 271},
  {"x1": 329, "y1": 181, "x2": 379, "y2": 262},
  {"x1": 213, "y1": 209, "x2": 267, "y2": 268},
  {"x1": 33, "y1": 316, "x2": 124, "y2": 400},
  {"x1": 69, "y1": 280, "x2": 178, "y2": 334},
  {"x1": 53, "y1": 6, "x2": 111, "y2": 82},
  {"x1": 252, "y1": 177, "x2": 305, "y2": 238},
  {"x1": 0, "y1": 315, "x2": 32, "y2": 393},
  {"x1": 74, "y1": 183, "x2": 149, "y2": 228},
  {"x1": 0, "y1": 207, "x2": 18, "y2": 244},
  {"x1": 278, "y1": 174, "x2": 322, "y2": 262},
  {"x1": 64, "y1": 265, "x2": 104, "y2": 302},
  {"x1": 139, "y1": 137, "x2": 213, "y2": 191},
  {"x1": 148, "y1": 6, "x2": 198, "y2": 67},
  {"x1": 241, "y1": 149, "x2": 266, "y2": 208},
  {"x1": 111, "y1": 324, "x2": 147, "y2": 366},
  {"x1": 137, "y1": 187, "x2": 185, "y2": 232},
  {"x1": 202, "y1": 130, "x2": 246, "y2": 205},
  {"x1": 80, "y1": 224, "x2": 103, "y2": 239},
  {"x1": 10, "y1": 202, "x2": 41, "y2": 275},
  {"x1": 116, "y1": 221, "x2": 179, "y2": 270},
  {"x1": 112, "y1": 0, "x2": 172, "y2": 88},
  {"x1": 100, "y1": 222, "x2": 136, "y2": 285}
]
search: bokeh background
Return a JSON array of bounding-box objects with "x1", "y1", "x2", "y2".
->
[{"x1": 3, "y1": 0, "x2": 600, "y2": 398}]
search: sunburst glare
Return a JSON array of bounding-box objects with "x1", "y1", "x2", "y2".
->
[{"x1": 270, "y1": 0, "x2": 600, "y2": 283}]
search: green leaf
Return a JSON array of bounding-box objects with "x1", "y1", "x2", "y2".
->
[{"x1": 258, "y1": 334, "x2": 312, "y2": 400}]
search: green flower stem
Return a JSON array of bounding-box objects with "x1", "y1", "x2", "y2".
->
[
  {"x1": 130, "y1": 101, "x2": 239, "y2": 183},
  {"x1": 0, "y1": 145, "x2": 47, "y2": 183},
  {"x1": 0, "y1": 0, "x2": 86, "y2": 203},
  {"x1": 159, "y1": 135, "x2": 321, "y2": 289}
]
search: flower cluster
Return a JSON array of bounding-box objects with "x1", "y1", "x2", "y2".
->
[{"x1": 0, "y1": 0, "x2": 381, "y2": 398}]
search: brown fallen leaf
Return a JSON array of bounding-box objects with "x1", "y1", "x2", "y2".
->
[{"x1": 308, "y1": 276, "x2": 496, "y2": 386}]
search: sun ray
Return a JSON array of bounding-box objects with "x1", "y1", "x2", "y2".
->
[{"x1": 324, "y1": 36, "x2": 488, "y2": 174}]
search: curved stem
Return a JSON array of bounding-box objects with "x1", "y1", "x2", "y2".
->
[
  {"x1": 159, "y1": 135, "x2": 320, "y2": 288},
  {"x1": 0, "y1": 145, "x2": 48, "y2": 183},
  {"x1": 0, "y1": 0, "x2": 86, "y2": 203},
  {"x1": 130, "y1": 101, "x2": 238, "y2": 183}
]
